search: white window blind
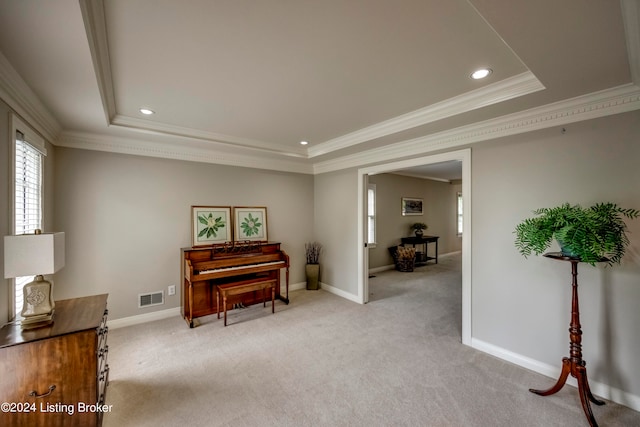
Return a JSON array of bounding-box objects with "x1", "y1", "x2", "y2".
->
[
  {"x1": 367, "y1": 184, "x2": 376, "y2": 245},
  {"x1": 456, "y1": 191, "x2": 463, "y2": 236},
  {"x1": 15, "y1": 131, "x2": 42, "y2": 235},
  {"x1": 14, "y1": 130, "x2": 44, "y2": 317}
]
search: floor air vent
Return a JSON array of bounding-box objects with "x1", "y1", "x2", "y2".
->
[{"x1": 138, "y1": 291, "x2": 164, "y2": 308}]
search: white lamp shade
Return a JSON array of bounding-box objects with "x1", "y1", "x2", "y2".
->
[{"x1": 4, "y1": 232, "x2": 65, "y2": 278}]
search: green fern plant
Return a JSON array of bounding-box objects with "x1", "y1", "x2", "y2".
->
[{"x1": 514, "y1": 203, "x2": 639, "y2": 266}]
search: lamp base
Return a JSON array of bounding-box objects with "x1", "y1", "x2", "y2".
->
[
  {"x1": 20, "y1": 275, "x2": 55, "y2": 329},
  {"x1": 20, "y1": 311, "x2": 55, "y2": 329}
]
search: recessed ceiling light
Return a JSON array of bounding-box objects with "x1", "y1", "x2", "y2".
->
[
  {"x1": 139, "y1": 108, "x2": 155, "y2": 115},
  {"x1": 300, "y1": 141, "x2": 309, "y2": 145},
  {"x1": 470, "y1": 68, "x2": 493, "y2": 80}
]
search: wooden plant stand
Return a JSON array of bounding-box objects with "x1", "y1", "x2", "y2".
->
[{"x1": 529, "y1": 253, "x2": 605, "y2": 427}]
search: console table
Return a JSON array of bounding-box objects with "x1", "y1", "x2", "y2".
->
[
  {"x1": 529, "y1": 253, "x2": 604, "y2": 427},
  {"x1": 401, "y1": 235, "x2": 439, "y2": 266}
]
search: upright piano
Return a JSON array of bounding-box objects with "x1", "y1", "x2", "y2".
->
[{"x1": 181, "y1": 241, "x2": 290, "y2": 328}]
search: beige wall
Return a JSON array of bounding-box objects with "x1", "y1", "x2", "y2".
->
[
  {"x1": 313, "y1": 168, "x2": 359, "y2": 297},
  {"x1": 471, "y1": 110, "x2": 640, "y2": 397},
  {"x1": 313, "y1": 109, "x2": 640, "y2": 401},
  {"x1": 368, "y1": 173, "x2": 462, "y2": 269},
  {"x1": 52, "y1": 147, "x2": 314, "y2": 320}
]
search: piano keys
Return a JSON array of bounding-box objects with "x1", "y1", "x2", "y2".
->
[
  {"x1": 197, "y1": 260, "x2": 286, "y2": 277},
  {"x1": 181, "y1": 241, "x2": 289, "y2": 328}
]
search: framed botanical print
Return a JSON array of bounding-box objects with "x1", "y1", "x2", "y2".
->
[
  {"x1": 401, "y1": 197, "x2": 423, "y2": 216},
  {"x1": 234, "y1": 207, "x2": 268, "y2": 242},
  {"x1": 191, "y1": 206, "x2": 232, "y2": 247}
]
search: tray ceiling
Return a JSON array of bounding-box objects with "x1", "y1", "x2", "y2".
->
[{"x1": 0, "y1": 0, "x2": 637, "y2": 173}]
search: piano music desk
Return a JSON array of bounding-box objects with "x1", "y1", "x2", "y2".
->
[{"x1": 217, "y1": 279, "x2": 276, "y2": 326}]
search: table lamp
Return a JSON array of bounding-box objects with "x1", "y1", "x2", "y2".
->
[{"x1": 4, "y1": 230, "x2": 65, "y2": 328}]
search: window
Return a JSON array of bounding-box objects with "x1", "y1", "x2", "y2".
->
[
  {"x1": 11, "y1": 116, "x2": 46, "y2": 319},
  {"x1": 456, "y1": 191, "x2": 463, "y2": 236},
  {"x1": 367, "y1": 183, "x2": 376, "y2": 246}
]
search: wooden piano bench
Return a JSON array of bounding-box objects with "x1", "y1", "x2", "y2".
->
[{"x1": 216, "y1": 279, "x2": 277, "y2": 326}]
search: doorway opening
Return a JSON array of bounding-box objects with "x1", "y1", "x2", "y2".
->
[{"x1": 357, "y1": 148, "x2": 471, "y2": 345}]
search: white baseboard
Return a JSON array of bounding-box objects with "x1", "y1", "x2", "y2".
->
[
  {"x1": 369, "y1": 264, "x2": 395, "y2": 274},
  {"x1": 471, "y1": 338, "x2": 640, "y2": 412},
  {"x1": 108, "y1": 283, "x2": 308, "y2": 329},
  {"x1": 367, "y1": 250, "x2": 462, "y2": 274},
  {"x1": 292, "y1": 281, "x2": 361, "y2": 303},
  {"x1": 289, "y1": 281, "x2": 306, "y2": 291},
  {"x1": 319, "y1": 282, "x2": 361, "y2": 304},
  {"x1": 441, "y1": 250, "x2": 462, "y2": 257},
  {"x1": 108, "y1": 307, "x2": 181, "y2": 329}
]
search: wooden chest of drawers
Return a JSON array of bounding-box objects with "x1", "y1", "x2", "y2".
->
[{"x1": 0, "y1": 294, "x2": 109, "y2": 427}]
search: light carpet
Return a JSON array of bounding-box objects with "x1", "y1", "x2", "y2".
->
[{"x1": 103, "y1": 253, "x2": 640, "y2": 426}]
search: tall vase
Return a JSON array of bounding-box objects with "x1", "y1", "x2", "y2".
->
[{"x1": 306, "y1": 264, "x2": 320, "y2": 290}]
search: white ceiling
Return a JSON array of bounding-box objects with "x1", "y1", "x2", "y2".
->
[
  {"x1": 390, "y1": 161, "x2": 463, "y2": 182},
  {"x1": 0, "y1": 0, "x2": 638, "y2": 177}
]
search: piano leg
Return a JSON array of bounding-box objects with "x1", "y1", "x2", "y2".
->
[
  {"x1": 223, "y1": 293, "x2": 229, "y2": 326},
  {"x1": 276, "y1": 267, "x2": 290, "y2": 304},
  {"x1": 286, "y1": 266, "x2": 289, "y2": 304},
  {"x1": 282, "y1": 267, "x2": 289, "y2": 304},
  {"x1": 271, "y1": 285, "x2": 275, "y2": 313},
  {"x1": 188, "y1": 281, "x2": 195, "y2": 328}
]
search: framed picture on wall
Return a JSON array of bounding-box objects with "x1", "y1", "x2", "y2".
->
[
  {"x1": 234, "y1": 207, "x2": 268, "y2": 241},
  {"x1": 191, "y1": 206, "x2": 232, "y2": 247},
  {"x1": 401, "y1": 197, "x2": 423, "y2": 216}
]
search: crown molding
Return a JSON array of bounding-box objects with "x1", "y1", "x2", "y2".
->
[
  {"x1": 307, "y1": 71, "x2": 545, "y2": 158},
  {"x1": 81, "y1": 0, "x2": 546, "y2": 160},
  {"x1": 79, "y1": 0, "x2": 116, "y2": 123},
  {"x1": 0, "y1": 52, "x2": 61, "y2": 143},
  {"x1": 314, "y1": 83, "x2": 640, "y2": 174},
  {"x1": 53, "y1": 82, "x2": 639, "y2": 175},
  {"x1": 69, "y1": 0, "x2": 640, "y2": 172},
  {"x1": 80, "y1": 0, "x2": 307, "y2": 158},
  {"x1": 56, "y1": 131, "x2": 314, "y2": 174},
  {"x1": 3, "y1": 0, "x2": 638, "y2": 173},
  {"x1": 77, "y1": 0, "x2": 640, "y2": 166},
  {"x1": 111, "y1": 114, "x2": 308, "y2": 158}
]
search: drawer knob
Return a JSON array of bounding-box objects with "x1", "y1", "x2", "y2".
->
[{"x1": 28, "y1": 385, "x2": 56, "y2": 398}]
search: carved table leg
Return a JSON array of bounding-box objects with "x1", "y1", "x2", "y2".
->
[
  {"x1": 529, "y1": 357, "x2": 571, "y2": 396},
  {"x1": 576, "y1": 364, "x2": 605, "y2": 426},
  {"x1": 579, "y1": 365, "x2": 605, "y2": 407}
]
